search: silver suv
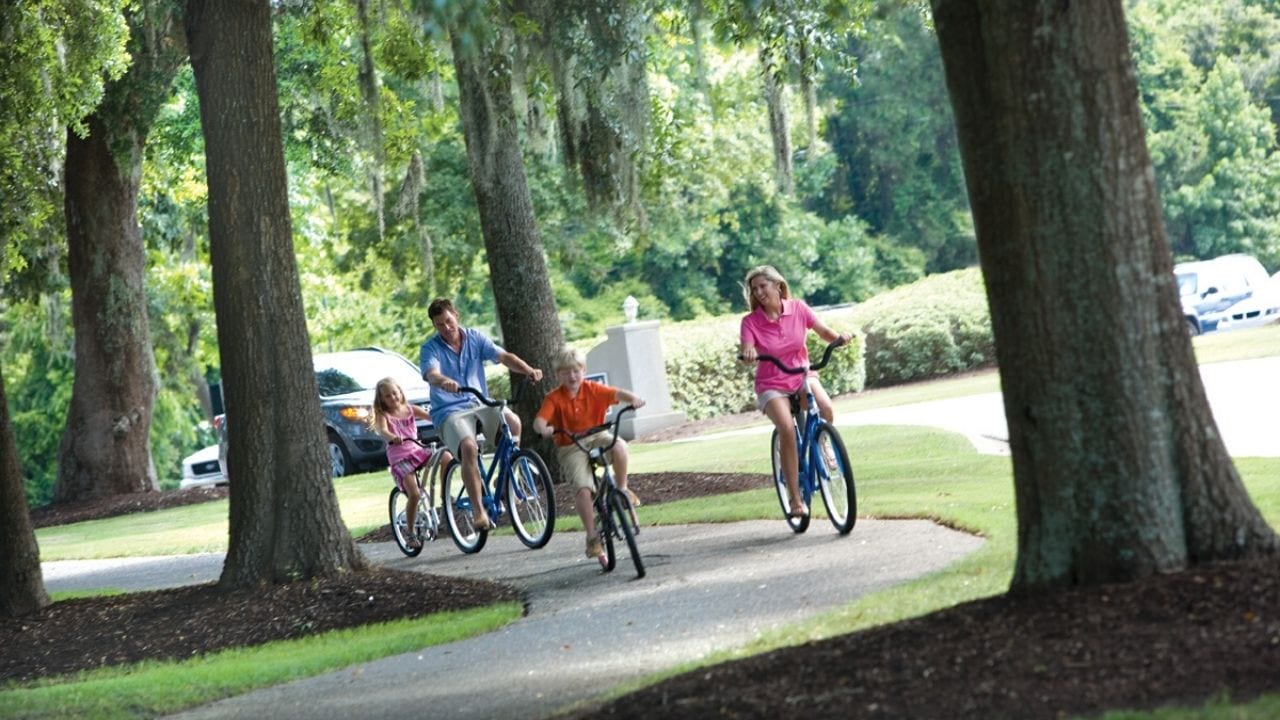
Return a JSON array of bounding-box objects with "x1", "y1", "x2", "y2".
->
[{"x1": 217, "y1": 347, "x2": 436, "y2": 478}]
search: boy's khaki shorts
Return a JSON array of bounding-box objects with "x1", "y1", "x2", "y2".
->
[{"x1": 556, "y1": 433, "x2": 613, "y2": 492}]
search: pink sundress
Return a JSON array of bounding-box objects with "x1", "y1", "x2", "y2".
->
[{"x1": 386, "y1": 412, "x2": 432, "y2": 492}]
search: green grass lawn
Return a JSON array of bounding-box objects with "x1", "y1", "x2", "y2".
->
[{"x1": 20, "y1": 324, "x2": 1280, "y2": 719}]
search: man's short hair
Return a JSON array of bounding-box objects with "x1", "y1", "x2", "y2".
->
[{"x1": 428, "y1": 298, "x2": 457, "y2": 320}]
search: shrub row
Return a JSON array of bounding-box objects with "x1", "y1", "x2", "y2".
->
[{"x1": 655, "y1": 268, "x2": 991, "y2": 419}]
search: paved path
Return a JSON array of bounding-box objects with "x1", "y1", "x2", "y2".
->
[{"x1": 156, "y1": 520, "x2": 980, "y2": 720}]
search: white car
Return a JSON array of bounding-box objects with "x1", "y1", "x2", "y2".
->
[
  {"x1": 180, "y1": 444, "x2": 227, "y2": 489},
  {"x1": 1214, "y1": 275, "x2": 1280, "y2": 332},
  {"x1": 1175, "y1": 253, "x2": 1279, "y2": 334}
]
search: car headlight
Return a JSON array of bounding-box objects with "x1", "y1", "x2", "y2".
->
[{"x1": 338, "y1": 405, "x2": 372, "y2": 422}]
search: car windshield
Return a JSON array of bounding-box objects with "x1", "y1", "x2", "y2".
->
[
  {"x1": 1175, "y1": 272, "x2": 1198, "y2": 296},
  {"x1": 314, "y1": 351, "x2": 427, "y2": 398}
]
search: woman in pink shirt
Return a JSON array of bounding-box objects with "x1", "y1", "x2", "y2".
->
[{"x1": 739, "y1": 265, "x2": 849, "y2": 517}]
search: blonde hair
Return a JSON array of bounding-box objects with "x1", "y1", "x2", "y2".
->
[
  {"x1": 369, "y1": 377, "x2": 403, "y2": 430},
  {"x1": 742, "y1": 265, "x2": 791, "y2": 312},
  {"x1": 553, "y1": 347, "x2": 587, "y2": 373}
]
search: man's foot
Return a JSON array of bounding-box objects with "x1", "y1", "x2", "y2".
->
[
  {"x1": 473, "y1": 514, "x2": 493, "y2": 531},
  {"x1": 585, "y1": 535, "x2": 604, "y2": 559},
  {"x1": 623, "y1": 487, "x2": 642, "y2": 508}
]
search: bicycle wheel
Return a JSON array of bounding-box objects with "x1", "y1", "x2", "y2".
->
[
  {"x1": 609, "y1": 492, "x2": 645, "y2": 578},
  {"x1": 771, "y1": 428, "x2": 810, "y2": 534},
  {"x1": 815, "y1": 422, "x2": 857, "y2": 534},
  {"x1": 389, "y1": 487, "x2": 423, "y2": 557},
  {"x1": 442, "y1": 459, "x2": 488, "y2": 554},
  {"x1": 506, "y1": 449, "x2": 555, "y2": 549},
  {"x1": 597, "y1": 493, "x2": 617, "y2": 573}
]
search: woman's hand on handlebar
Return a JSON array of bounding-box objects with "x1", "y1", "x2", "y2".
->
[{"x1": 739, "y1": 344, "x2": 758, "y2": 363}]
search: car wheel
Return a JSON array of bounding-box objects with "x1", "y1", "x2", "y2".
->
[
  {"x1": 327, "y1": 433, "x2": 353, "y2": 477},
  {"x1": 1186, "y1": 317, "x2": 1201, "y2": 337}
]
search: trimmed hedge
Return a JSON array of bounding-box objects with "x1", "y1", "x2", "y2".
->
[
  {"x1": 659, "y1": 311, "x2": 866, "y2": 421},
  {"x1": 850, "y1": 268, "x2": 995, "y2": 387}
]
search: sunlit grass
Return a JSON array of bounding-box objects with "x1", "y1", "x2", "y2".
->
[{"x1": 1191, "y1": 322, "x2": 1280, "y2": 365}]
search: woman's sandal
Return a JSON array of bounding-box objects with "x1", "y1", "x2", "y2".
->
[
  {"x1": 787, "y1": 499, "x2": 810, "y2": 519},
  {"x1": 406, "y1": 532, "x2": 423, "y2": 550}
]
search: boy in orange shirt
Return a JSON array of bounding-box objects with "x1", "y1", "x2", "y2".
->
[{"x1": 534, "y1": 347, "x2": 645, "y2": 560}]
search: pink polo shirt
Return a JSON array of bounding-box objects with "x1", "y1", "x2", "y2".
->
[{"x1": 740, "y1": 299, "x2": 818, "y2": 395}]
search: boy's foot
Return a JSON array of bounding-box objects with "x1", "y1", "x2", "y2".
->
[
  {"x1": 585, "y1": 536, "x2": 604, "y2": 559},
  {"x1": 623, "y1": 488, "x2": 642, "y2": 507}
]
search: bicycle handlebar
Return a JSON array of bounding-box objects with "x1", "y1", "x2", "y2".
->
[
  {"x1": 453, "y1": 373, "x2": 536, "y2": 408},
  {"x1": 740, "y1": 338, "x2": 847, "y2": 374},
  {"x1": 554, "y1": 405, "x2": 637, "y2": 456}
]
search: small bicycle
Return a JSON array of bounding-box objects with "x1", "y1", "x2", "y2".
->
[
  {"x1": 388, "y1": 438, "x2": 445, "y2": 557},
  {"x1": 558, "y1": 405, "x2": 645, "y2": 578},
  {"x1": 441, "y1": 385, "x2": 556, "y2": 554},
  {"x1": 747, "y1": 340, "x2": 857, "y2": 535}
]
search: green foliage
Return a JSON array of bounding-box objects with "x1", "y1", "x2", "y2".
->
[
  {"x1": 851, "y1": 268, "x2": 994, "y2": 387},
  {"x1": 4, "y1": 299, "x2": 73, "y2": 506},
  {"x1": 1132, "y1": 2, "x2": 1280, "y2": 270},
  {"x1": 818, "y1": 4, "x2": 975, "y2": 275},
  {"x1": 1, "y1": 0, "x2": 130, "y2": 288},
  {"x1": 659, "y1": 311, "x2": 865, "y2": 420}
]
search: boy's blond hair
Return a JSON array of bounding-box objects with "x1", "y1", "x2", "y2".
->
[{"x1": 553, "y1": 347, "x2": 587, "y2": 373}]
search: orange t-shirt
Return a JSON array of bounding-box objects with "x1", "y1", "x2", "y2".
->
[{"x1": 536, "y1": 380, "x2": 619, "y2": 447}]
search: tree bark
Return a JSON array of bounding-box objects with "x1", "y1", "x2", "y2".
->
[
  {"x1": 0, "y1": 362, "x2": 50, "y2": 618},
  {"x1": 54, "y1": 5, "x2": 190, "y2": 503},
  {"x1": 449, "y1": 23, "x2": 564, "y2": 442},
  {"x1": 931, "y1": 0, "x2": 1278, "y2": 591},
  {"x1": 761, "y1": 47, "x2": 793, "y2": 195},
  {"x1": 186, "y1": 0, "x2": 365, "y2": 587}
]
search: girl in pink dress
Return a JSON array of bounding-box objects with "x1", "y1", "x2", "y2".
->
[{"x1": 371, "y1": 377, "x2": 435, "y2": 549}]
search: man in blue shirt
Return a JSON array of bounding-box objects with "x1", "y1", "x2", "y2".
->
[{"x1": 420, "y1": 298, "x2": 543, "y2": 530}]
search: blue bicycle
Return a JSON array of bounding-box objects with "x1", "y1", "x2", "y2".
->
[
  {"x1": 441, "y1": 386, "x2": 556, "y2": 554},
  {"x1": 749, "y1": 340, "x2": 857, "y2": 535}
]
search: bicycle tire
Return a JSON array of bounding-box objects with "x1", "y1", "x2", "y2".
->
[
  {"x1": 506, "y1": 449, "x2": 555, "y2": 549},
  {"x1": 598, "y1": 493, "x2": 617, "y2": 573},
  {"x1": 815, "y1": 422, "x2": 857, "y2": 534},
  {"x1": 610, "y1": 492, "x2": 645, "y2": 578},
  {"x1": 442, "y1": 458, "x2": 487, "y2": 554},
  {"x1": 388, "y1": 487, "x2": 423, "y2": 557},
  {"x1": 771, "y1": 428, "x2": 810, "y2": 534}
]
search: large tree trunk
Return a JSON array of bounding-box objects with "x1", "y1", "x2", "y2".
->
[
  {"x1": 449, "y1": 23, "x2": 564, "y2": 440},
  {"x1": 53, "y1": 7, "x2": 188, "y2": 503},
  {"x1": 0, "y1": 362, "x2": 50, "y2": 618},
  {"x1": 186, "y1": 0, "x2": 365, "y2": 587},
  {"x1": 761, "y1": 47, "x2": 793, "y2": 195},
  {"x1": 931, "y1": 0, "x2": 1278, "y2": 592}
]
